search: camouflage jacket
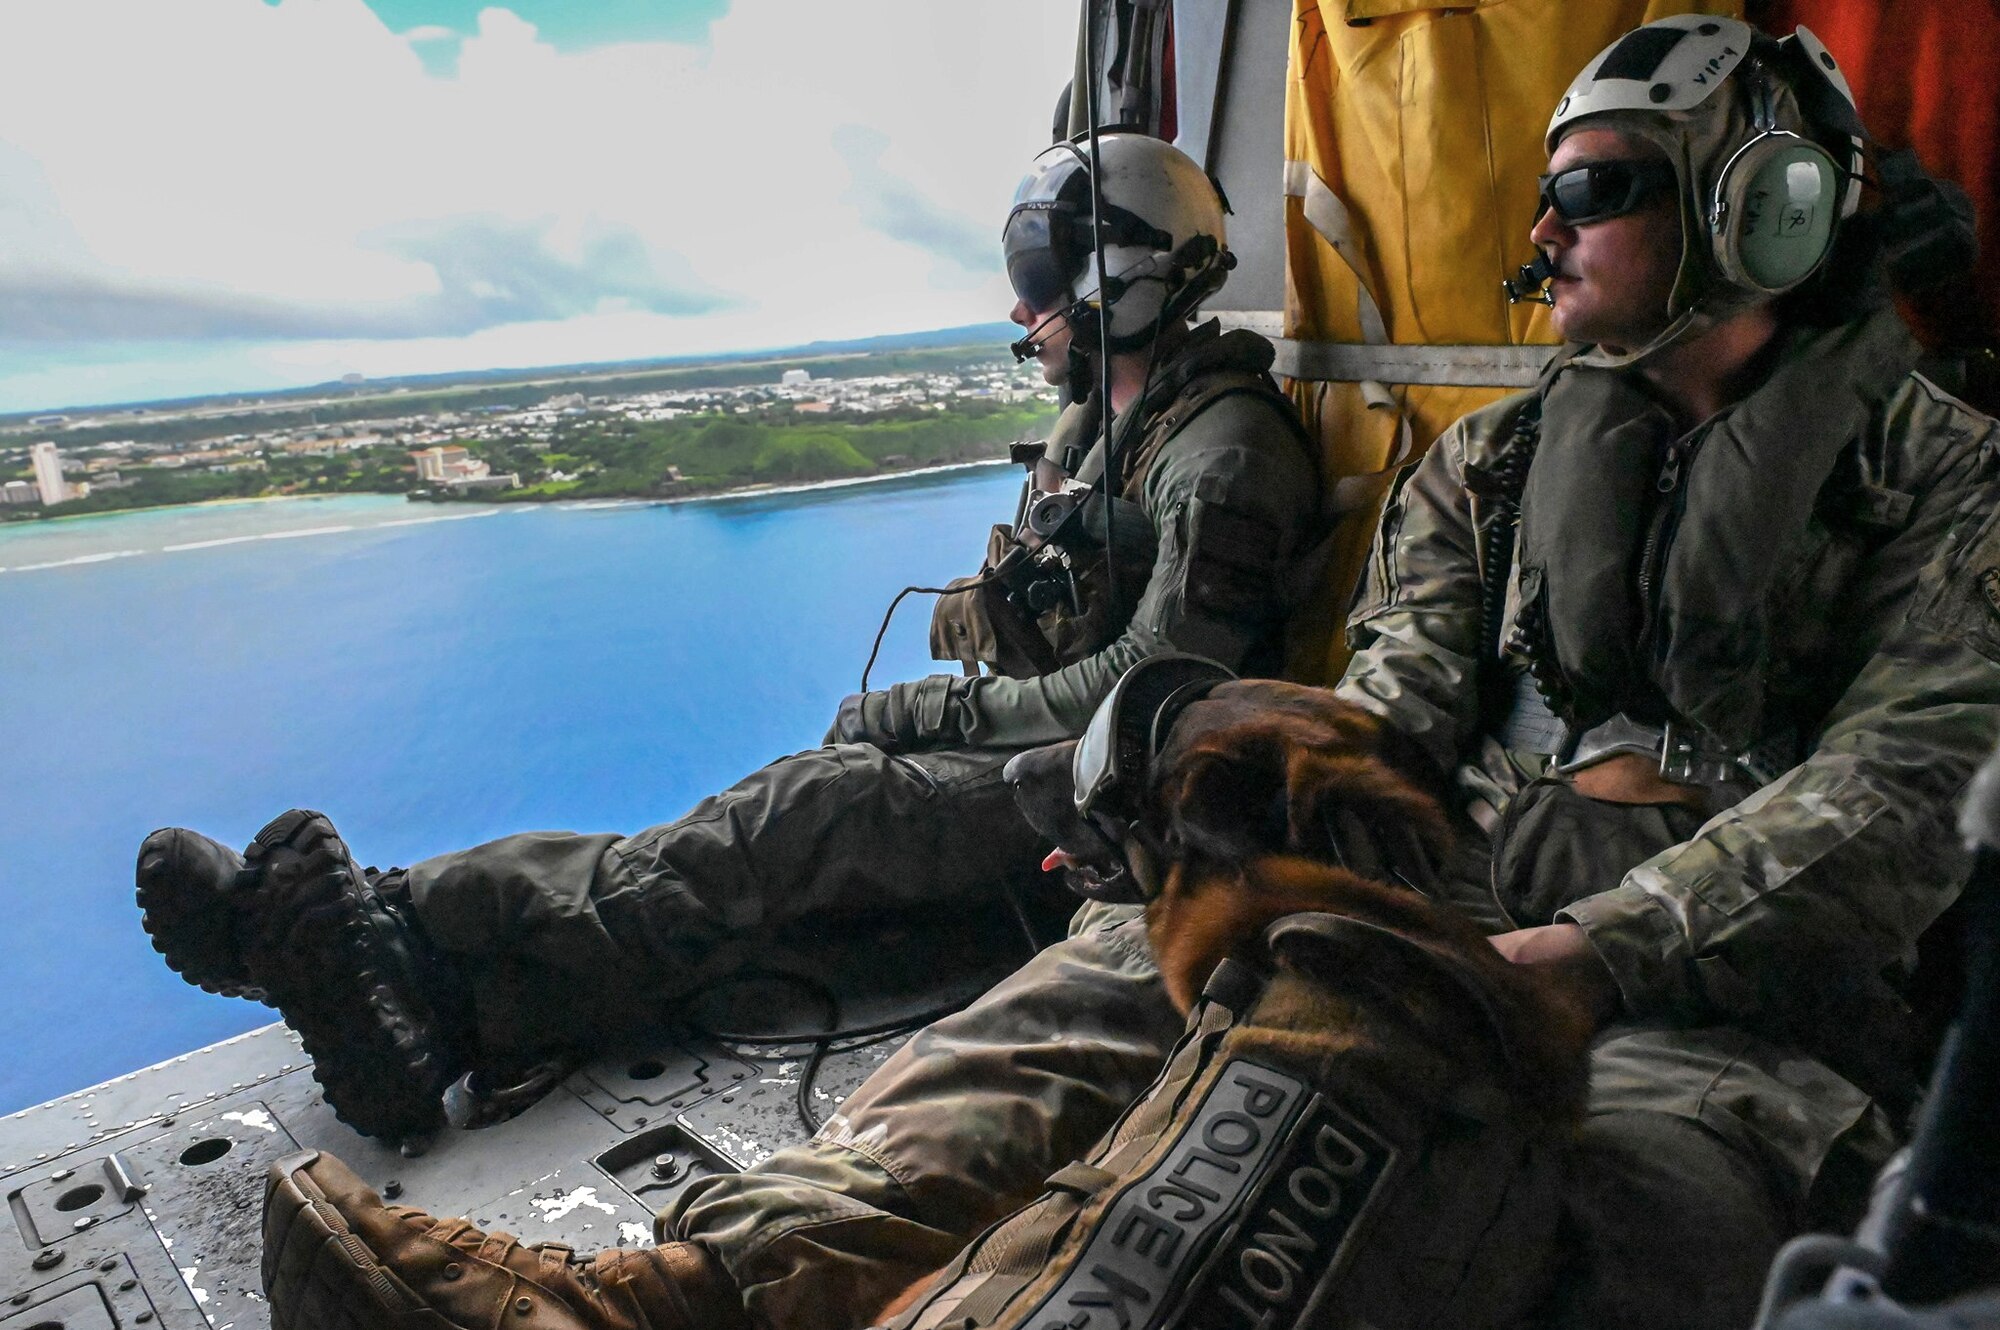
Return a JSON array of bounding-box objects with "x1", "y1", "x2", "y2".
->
[
  {"x1": 949, "y1": 327, "x2": 1321, "y2": 750},
  {"x1": 1337, "y1": 346, "x2": 2000, "y2": 1042}
]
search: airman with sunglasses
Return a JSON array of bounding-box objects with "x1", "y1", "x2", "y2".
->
[{"x1": 1330, "y1": 14, "x2": 2000, "y2": 1326}]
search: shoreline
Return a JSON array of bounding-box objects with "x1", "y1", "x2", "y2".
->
[
  {"x1": 0, "y1": 458, "x2": 1020, "y2": 551},
  {"x1": 487, "y1": 456, "x2": 1018, "y2": 512},
  {"x1": 0, "y1": 490, "x2": 376, "y2": 529},
  {"x1": 653, "y1": 457, "x2": 1015, "y2": 507}
]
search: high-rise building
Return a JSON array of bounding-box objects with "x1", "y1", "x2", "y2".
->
[{"x1": 29, "y1": 442, "x2": 69, "y2": 505}]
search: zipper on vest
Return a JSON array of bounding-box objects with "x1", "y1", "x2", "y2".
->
[{"x1": 1635, "y1": 428, "x2": 1706, "y2": 659}]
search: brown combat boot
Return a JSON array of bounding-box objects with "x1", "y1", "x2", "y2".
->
[{"x1": 262, "y1": 1150, "x2": 749, "y2": 1330}]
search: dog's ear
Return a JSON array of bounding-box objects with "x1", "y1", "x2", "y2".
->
[
  {"x1": 1280, "y1": 747, "x2": 1453, "y2": 888},
  {"x1": 1156, "y1": 731, "x2": 1294, "y2": 864}
]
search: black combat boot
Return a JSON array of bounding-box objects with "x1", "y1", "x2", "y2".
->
[
  {"x1": 236, "y1": 809, "x2": 473, "y2": 1141},
  {"x1": 137, "y1": 826, "x2": 267, "y2": 1000}
]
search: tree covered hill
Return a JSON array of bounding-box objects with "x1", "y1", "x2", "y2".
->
[{"x1": 498, "y1": 400, "x2": 1054, "y2": 501}]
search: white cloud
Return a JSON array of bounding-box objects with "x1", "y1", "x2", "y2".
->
[{"x1": 0, "y1": 0, "x2": 1077, "y2": 408}]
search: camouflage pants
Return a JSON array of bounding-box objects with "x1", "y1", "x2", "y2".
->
[
  {"x1": 399, "y1": 742, "x2": 1042, "y2": 1059},
  {"x1": 664, "y1": 899, "x2": 1897, "y2": 1330}
]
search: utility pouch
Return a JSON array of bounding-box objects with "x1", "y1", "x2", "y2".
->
[
  {"x1": 1031, "y1": 494, "x2": 1156, "y2": 666},
  {"x1": 1489, "y1": 776, "x2": 1706, "y2": 928},
  {"x1": 1184, "y1": 477, "x2": 1286, "y2": 623},
  {"x1": 881, "y1": 905, "x2": 1584, "y2": 1330},
  {"x1": 930, "y1": 525, "x2": 1061, "y2": 678}
]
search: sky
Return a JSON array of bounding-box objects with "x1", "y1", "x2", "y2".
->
[{"x1": 0, "y1": 0, "x2": 1078, "y2": 413}]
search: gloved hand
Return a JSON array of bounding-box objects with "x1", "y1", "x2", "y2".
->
[{"x1": 823, "y1": 675, "x2": 970, "y2": 753}]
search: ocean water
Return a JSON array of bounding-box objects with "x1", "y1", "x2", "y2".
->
[{"x1": 0, "y1": 466, "x2": 1022, "y2": 1114}]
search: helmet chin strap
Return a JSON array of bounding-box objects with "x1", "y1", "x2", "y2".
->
[
  {"x1": 1063, "y1": 332, "x2": 1097, "y2": 390},
  {"x1": 1567, "y1": 304, "x2": 1717, "y2": 371}
]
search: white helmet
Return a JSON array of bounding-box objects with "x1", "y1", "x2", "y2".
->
[
  {"x1": 1002, "y1": 132, "x2": 1232, "y2": 351},
  {"x1": 1547, "y1": 15, "x2": 1864, "y2": 317}
]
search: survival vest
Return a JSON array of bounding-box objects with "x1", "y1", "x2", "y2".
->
[{"x1": 930, "y1": 327, "x2": 1313, "y2": 679}]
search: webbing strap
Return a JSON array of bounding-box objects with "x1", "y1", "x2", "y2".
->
[
  {"x1": 1044, "y1": 1161, "x2": 1120, "y2": 1197},
  {"x1": 1284, "y1": 157, "x2": 1417, "y2": 486},
  {"x1": 1272, "y1": 339, "x2": 1555, "y2": 388},
  {"x1": 953, "y1": 1270, "x2": 1036, "y2": 1325},
  {"x1": 1285, "y1": 158, "x2": 1390, "y2": 346}
]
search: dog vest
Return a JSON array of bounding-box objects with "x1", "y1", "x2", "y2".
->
[{"x1": 878, "y1": 910, "x2": 1578, "y2": 1330}]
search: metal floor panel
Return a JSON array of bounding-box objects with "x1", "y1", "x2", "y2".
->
[{"x1": 1, "y1": 896, "x2": 1059, "y2": 1327}]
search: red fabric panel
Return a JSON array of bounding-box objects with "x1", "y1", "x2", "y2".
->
[{"x1": 1759, "y1": 0, "x2": 2000, "y2": 344}]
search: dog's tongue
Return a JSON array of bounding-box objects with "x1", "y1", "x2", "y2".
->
[{"x1": 1042, "y1": 848, "x2": 1078, "y2": 873}]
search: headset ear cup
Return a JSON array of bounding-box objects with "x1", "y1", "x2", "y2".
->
[{"x1": 1712, "y1": 137, "x2": 1840, "y2": 294}]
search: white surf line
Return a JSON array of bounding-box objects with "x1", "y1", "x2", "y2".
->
[
  {"x1": 164, "y1": 523, "x2": 353, "y2": 552},
  {"x1": 663, "y1": 458, "x2": 1014, "y2": 508},
  {"x1": 0, "y1": 549, "x2": 147, "y2": 573},
  {"x1": 376, "y1": 509, "x2": 501, "y2": 528},
  {"x1": 25, "y1": 511, "x2": 493, "y2": 565},
  {"x1": 259, "y1": 524, "x2": 354, "y2": 539}
]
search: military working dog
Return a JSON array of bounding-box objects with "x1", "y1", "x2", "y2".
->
[{"x1": 875, "y1": 680, "x2": 1595, "y2": 1330}]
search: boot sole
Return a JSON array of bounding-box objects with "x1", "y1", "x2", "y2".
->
[
  {"x1": 245, "y1": 811, "x2": 454, "y2": 1142},
  {"x1": 136, "y1": 827, "x2": 266, "y2": 1002}
]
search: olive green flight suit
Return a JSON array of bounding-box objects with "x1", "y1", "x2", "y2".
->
[
  {"x1": 662, "y1": 310, "x2": 2000, "y2": 1330},
  {"x1": 395, "y1": 324, "x2": 1321, "y2": 1063}
]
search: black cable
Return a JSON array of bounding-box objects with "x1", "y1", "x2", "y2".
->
[
  {"x1": 706, "y1": 998, "x2": 983, "y2": 1135},
  {"x1": 858, "y1": 563, "x2": 1013, "y2": 693},
  {"x1": 679, "y1": 899, "x2": 1048, "y2": 1134},
  {"x1": 1082, "y1": 6, "x2": 1118, "y2": 616},
  {"x1": 1114, "y1": 306, "x2": 1171, "y2": 472},
  {"x1": 678, "y1": 969, "x2": 845, "y2": 1135},
  {"x1": 1002, "y1": 883, "x2": 1045, "y2": 954},
  {"x1": 684, "y1": 969, "x2": 995, "y2": 1135},
  {"x1": 795, "y1": 1037, "x2": 835, "y2": 1134},
  {"x1": 706, "y1": 994, "x2": 990, "y2": 1048},
  {"x1": 683, "y1": 967, "x2": 841, "y2": 1041}
]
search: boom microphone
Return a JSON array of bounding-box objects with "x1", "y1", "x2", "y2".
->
[
  {"x1": 1503, "y1": 251, "x2": 1558, "y2": 306},
  {"x1": 1011, "y1": 307, "x2": 1073, "y2": 361}
]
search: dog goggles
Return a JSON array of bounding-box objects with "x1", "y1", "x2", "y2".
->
[
  {"x1": 1073, "y1": 653, "x2": 1238, "y2": 826},
  {"x1": 1536, "y1": 157, "x2": 1679, "y2": 226},
  {"x1": 1054, "y1": 654, "x2": 1237, "y2": 903}
]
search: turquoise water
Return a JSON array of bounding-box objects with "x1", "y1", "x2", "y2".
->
[{"x1": 0, "y1": 467, "x2": 1021, "y2": 1113}]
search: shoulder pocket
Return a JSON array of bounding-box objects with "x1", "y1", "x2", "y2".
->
[
  {"x1": 1345, "y1": 459, "x2": 1422, "y2": 641},
  {"x1": 1911, "y1": 499, "x2": 2000, "y2": 665}
]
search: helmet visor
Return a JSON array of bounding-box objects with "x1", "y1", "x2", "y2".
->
[
  {"x1": 1537, "y1": 158, "x2": 1680, "y2": 226},
  {"x1": 1003, "y1": 201, "x2": 1081, "y2": 310}
]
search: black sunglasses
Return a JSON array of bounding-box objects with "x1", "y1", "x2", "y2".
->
[{"x1": 1536, "y1": 158, "x2": 1680, "y2": 226}]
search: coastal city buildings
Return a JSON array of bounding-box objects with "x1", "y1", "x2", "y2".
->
[
  {"x1": 411, "y1": 443, "x2": 518, "y2": 494},
  {"x1": 29, "y1": 441, "x2": 68, "y2": 505},
  {"x1": 410, "y1": 445, "x2": 476, "y2": 482},
  {"x1": 1, "y1": 352, "x2": 1054, "y2": 518}
]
